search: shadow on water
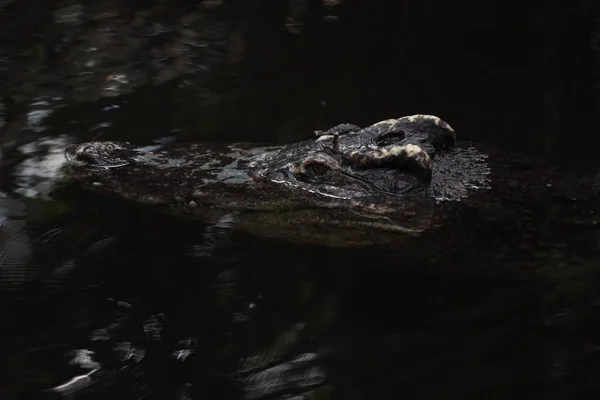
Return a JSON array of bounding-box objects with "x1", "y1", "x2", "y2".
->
[{"x1": 1, "y1": 0, "x2": 600, "y2": 399}]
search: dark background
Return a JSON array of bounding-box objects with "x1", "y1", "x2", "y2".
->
[{"x1": 1, "y1": 1, "x2": 600, "y2": 399}]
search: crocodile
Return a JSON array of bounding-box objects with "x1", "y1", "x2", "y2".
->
[
  {"x1": 56, "y1": 114, "x2": 600, "y2": 263},
  {"x1": 5, "y1": 114, "x2": 600, "y2": 400},
  {"x1": 55, "y1": 115, "x2": 486, "y2": 244}
]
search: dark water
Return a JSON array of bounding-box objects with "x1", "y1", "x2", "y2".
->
[{"x1": 1, "y1": 1, "x2": 600, "y2": 399}]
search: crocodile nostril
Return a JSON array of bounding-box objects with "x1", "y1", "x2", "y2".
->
[{"x1": 76, "y1": 151, "x2": 99, "y2": 164}]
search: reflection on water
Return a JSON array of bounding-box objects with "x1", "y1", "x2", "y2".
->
[{"x1": 1, "y1": 0, "x2": 600, "y2": 399}]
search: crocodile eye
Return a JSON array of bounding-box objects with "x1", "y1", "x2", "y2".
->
[
  {"x1": 302, "y1": 161, "x2": 332, "y2": 176},
  {"x1": 376, "y1": 130, "x2": 405, "y2": 146},
  {"x1": 293, "y1": 156, "x2": 338, "y2": 179}
]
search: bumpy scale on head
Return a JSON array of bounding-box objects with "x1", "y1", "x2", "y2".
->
[{"x1": 346, "y1": 143, "x2": 431, "y2": 171}]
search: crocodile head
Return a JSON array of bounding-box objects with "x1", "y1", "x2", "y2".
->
[{"x1": 59, "y1": 115, "x2": 491, "y2": 245}]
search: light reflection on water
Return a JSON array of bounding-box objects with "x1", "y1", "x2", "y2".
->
[{"x1": 0, "y1": 0, "x2": 600, "y2": 398}]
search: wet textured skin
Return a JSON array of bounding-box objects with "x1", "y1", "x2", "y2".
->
[
  {"x1": 59, "y1": 114, "x2": 600, "y2": 256},
  {"x1": 59, "y1": 115, "x2": 491, "y2": 246}
]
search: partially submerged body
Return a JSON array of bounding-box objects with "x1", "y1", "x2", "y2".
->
[
  {"x1": 6, "y1": 114, "x2": 600, "y2": 265},
  {"x1": 36, "y1": 114, "x2": 599, "y2": 292},
  {"x1": 59, "y1": 115, "x2": 494, "y2": 246}
]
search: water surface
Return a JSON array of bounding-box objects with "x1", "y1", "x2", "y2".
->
[{"x1": 1, "y1": 1, "x2": 600, "y2": 399}]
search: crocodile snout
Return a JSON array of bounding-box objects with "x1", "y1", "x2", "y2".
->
[{"x1": 65, "y1": 142, "x2": 135, "y2": 169}]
